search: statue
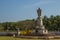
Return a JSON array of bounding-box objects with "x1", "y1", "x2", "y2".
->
[
  {"x1": 37, "y1": 8, "x2": 41, "y2": 17},
  {"x1": 35, "y1": 8, "x2": 48, "y2": 34}
]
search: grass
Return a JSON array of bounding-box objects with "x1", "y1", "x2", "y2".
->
[
  {"x1": 0, "y1": 36, "x2": 60, "y2": 40},
  {"x1": 0, "y1": 36, "x2": 43, "y2": 40}
]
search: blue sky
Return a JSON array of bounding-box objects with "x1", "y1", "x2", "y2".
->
[{"x1": 0, "y1": 0, "x2": 60, "y2": 22}]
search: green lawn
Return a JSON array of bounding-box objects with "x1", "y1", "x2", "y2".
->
[{"x1": 0, "y1": 36, "x2": 60, "y2": 40}]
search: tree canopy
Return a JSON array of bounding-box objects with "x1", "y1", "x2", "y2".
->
[{"x1": 0, "y1": 15, "x2": 60, "y2": 31}]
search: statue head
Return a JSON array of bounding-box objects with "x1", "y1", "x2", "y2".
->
[{"x1": 37, "y1": 8, "x2": 41, "y2": 16}]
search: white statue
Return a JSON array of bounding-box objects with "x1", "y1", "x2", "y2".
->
[{"x1": 35, "y1": 8, "x2": 48, "y2": 34}]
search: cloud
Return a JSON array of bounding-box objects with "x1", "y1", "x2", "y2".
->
[{"x1": 23, "y1": 0, "x2": 56, "y2": 8}]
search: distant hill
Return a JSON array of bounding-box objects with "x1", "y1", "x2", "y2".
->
[{"x1": 0, "y1": 15, "x2": 60, "y2": 31}]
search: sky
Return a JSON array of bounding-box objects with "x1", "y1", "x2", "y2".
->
[{"x1": 0, "y1": 0, "x2": 60, "y2": 22}]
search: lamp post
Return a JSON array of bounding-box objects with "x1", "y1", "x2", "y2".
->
[{"x1": 17, "y1": 28, "x2": 20, "y2": 36}]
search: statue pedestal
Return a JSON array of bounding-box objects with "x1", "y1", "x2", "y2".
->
[
  {"x1": 34, "y1": 16, "x2": 48, "y2": 35},
  {"x1": 35, "y1": 26, "x2": 48, "y2": 35}
]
